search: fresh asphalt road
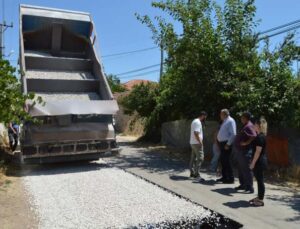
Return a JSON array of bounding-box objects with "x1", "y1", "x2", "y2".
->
[{"x1": 103, "y1": 136, "x2": 300, "y2": 229}]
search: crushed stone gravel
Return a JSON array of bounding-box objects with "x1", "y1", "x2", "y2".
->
[
  {"x1": 26, "y1": 70, "x2": 95, "y2": 80},
  {"x1": 35, "y1": 92, "x2": 101, "y2": 101},
  {"x1": 22, "y1": 163, "x2": 212, "y2": 228}
]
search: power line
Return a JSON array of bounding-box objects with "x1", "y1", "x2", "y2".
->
[
  {"x1": 259, "y1": 19, "x2": 300, "y2": 35},
  {"x1": 119, "y1": 69, "x2": 160, "y2": 79},
  {"x1": 259, "y1": 23, "x2": 300, "y2": 40},
  {"x1": 116, "y1": 63, "x2": 160, "y2": 76},
  {"x1": 102, "y1": 46, "x2": 158, "y2": 58},
  {"x1": 112, "y1": 20, "x2": 300, "y2": 79}
]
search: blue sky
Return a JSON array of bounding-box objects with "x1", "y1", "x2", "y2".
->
[{"x1": 2, "y1": 0, "x2": 300, "y2": 82}]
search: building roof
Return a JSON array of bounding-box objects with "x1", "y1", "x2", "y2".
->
[{"x1": 123, "y1": 79, "x2": 153, "y2": 91}]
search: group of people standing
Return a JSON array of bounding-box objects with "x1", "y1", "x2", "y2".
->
[{"x1": 189, "y1": 109, "x2": 268, "y2": 207}]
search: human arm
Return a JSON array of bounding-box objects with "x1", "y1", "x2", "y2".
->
[
  {"x1": 192, "y1": 121, "x2": 203, "y2": 145},
  {"x1": 194, "y1": 131, "x2": 203, "y2": 145},
  {"x1": 240, "y1": 125, "x2": 256, "y2": 146},
  {"x1": 9, "y1": 123, "x2": 17, "y2": 135},
  {"x1": 240, "y1": 136, "x2": 255, "y2": 146},
  {"x1": 226, "y1": 120, "x2": 236, "y2": 148},
  {"x1": 250, "y1": 146, "x2": 262, "y2": 170}
]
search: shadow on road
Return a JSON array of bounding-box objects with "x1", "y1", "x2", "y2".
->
[
  {"x1": 223, "y1": 200, "x2": 251, "y2": 209},
  {"x1": 211, "y1": 188, "x2": 236, "y2": 197},
  {"x1": 193, "y1": 179, "x2": 217, "y2": 186},
  {"x1": 108, "y1": 144, "x2": 187, "y2": 175},
  {"x1": 267, "y1": 193, "x2": 300, "y2": 222},
  {"x1": 169, "y1": 175, "x2": 191, "y2": 181}
]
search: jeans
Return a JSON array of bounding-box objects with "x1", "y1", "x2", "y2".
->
[
  {"x1": 189, "y1": 144, "x2": 204, "y2": 176},
  {"x1": 237, "y1": 149, "x2": 253, "y2": 189},
  {"x1": 210, "y1": 143, "x2": 221, "y2": 172},
  {"x1": 219, "y1": 142, "x2": 234, "y2": 181},
  {"x1": 8, "y1": 131, "x2": 19, "y2": 151},
  {"x1": 253, "y1": 158, "x2": 267, "y2": 199}
]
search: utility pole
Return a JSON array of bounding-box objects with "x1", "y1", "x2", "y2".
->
[
  {"x1": 0, "y1": 0, "x2": 13, "y2": 58},
  {"x1": 0, "y1": 22, "x2": 13, "y2": 58}
]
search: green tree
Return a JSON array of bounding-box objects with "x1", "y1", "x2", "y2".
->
[
  {"x1": 0, "y1": 58, "x2": 41, "y2": 124},
  {"x1": 126, "y1": 0, "x2": 300, "y2": 140},
  {"x1": 137, "y1": 0, "x2": 261, "y2": 119},
  {"x1": 106, "y1": 74, "x2": 126, "y2": 93},
  {"x1": 139, "y1": 1, "x2": 298, "y2": 118},
  {"x1": 121, "y1": 82, "x2": 158, "y2": 117},
  {"x1": 120, "y1": 82, "x2": 160, "y2": 140}
]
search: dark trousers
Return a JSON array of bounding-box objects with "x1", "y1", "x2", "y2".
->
[
  {"x1": 8, "y1": 131, "x2": 18, "y2": 151},
  {"x1": 253, "y1": 161, "x2": 266, "y2": 200},
  {"x1": 236, "y1": 149, "x2": 253, "y2": 188},
  {"x1": 219, "y1": 142, "x2": 234, "y2": 182}
]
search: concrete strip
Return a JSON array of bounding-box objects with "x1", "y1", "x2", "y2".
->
[{"x1": 106, "y1": 137, "x2": 300, "y2": 229}]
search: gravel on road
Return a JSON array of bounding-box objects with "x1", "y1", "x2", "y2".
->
[{"x1": 22, "y1": 162, "x2": 211, "y2": 229}]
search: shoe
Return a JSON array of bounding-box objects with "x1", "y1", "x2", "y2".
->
[
  {"x1": 193, "y1": 173, "x2": 200, "y2": 178},
  {"x1": 216, "y1": 177, "x2": 225, "y2": 182},
  {"x1": 244, "y1": 187, "x2": 254, "y2": 194},
  {"x1": 250, "y1": 199, "x2": 264, "y2": 207},
  {"x1": 249, "y1": 197, "x2": 259, "y2": 204},
  {"x1": 199, "y1": 177, "x2": 205, "y2": 182},
  {"x1": 190, "y1": 172, "x2": 195, "y2": 178},
  {"x1": 234, "y1": 185, "x2": 245, "y2": 191},
  {"x1": 223, "y1": 180, "x2": 234, "y2": 184}
]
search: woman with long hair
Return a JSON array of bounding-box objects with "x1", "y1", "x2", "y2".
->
[{"x1": 249, "y1": 117, "x2": 268, "y2": 207}]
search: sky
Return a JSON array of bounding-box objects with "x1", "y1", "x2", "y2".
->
[{"x1": 1, "y1": 0, "x2": 300, "y2": 82}]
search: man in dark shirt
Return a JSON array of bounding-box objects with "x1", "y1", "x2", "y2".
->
[
  {"x1": 8, "y1": 122, "x2": 19, "y2": 152},
  {"x1": 234, "y1": 112, "x2": 257, "y2": 193}
]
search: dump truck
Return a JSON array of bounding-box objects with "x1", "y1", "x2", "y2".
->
[{"x1": 18, "y1": 5, "x2": 119, "y2": 163}]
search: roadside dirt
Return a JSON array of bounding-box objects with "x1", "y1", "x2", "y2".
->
[{"x1": 0, "y1": 164, "x2": 37, "y2": 229}]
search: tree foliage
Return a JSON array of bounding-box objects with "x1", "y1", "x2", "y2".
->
[
  {"x1": 0, "y1": 58, "x2": 41, "y2": 124},
  {"x1": 106, "y1": 74, "x2": 127, "y2": 93},
  {"x1": 120, "y1": 82, "x2": 160, "y2": 140},
  {"x1": 123, "y1": 0, "x2": 300, "y2": 140},
  {"x1": 121, "y1": 82, "x2": 159, "y2": 117}
]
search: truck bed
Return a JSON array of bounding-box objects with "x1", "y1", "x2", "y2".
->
[{"x1": 19, "y1": 5, "x2": 119, "y2": 163}]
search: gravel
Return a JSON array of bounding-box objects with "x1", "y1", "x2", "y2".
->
[
  {"x1": 36, "y1": 92, "x2": 100, "y2": 101},
  {"x1": 26, "y1": 70, "x2": 95, "y2": 80},
  {"x1": 22, "y1": 163, "x2": 212, "y2": 229}
]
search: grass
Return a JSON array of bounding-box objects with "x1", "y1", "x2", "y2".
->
[{"x1": 266, "y1": 165, "x2": 300, "y2": 186}]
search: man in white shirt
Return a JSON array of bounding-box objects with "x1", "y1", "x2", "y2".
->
[
  {"x1": 216, "y1": 109, "x2": 237, "y2": 184},
  {"x1": 189, "y1": 111, "x2": 207, "y2": 181}
]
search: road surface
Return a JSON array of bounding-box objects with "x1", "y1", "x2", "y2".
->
[{"x1": 2, "y1": 136, "x2": 299, "y2": 228}]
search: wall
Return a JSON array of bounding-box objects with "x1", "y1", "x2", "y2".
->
[
  {"x1": 268, "y1": 128, "x2": 300, "y2": 166},
  {"x1": 161, "y1": 119, "x2": 300, "y2": 166},
  {"x1": 161, "y1": 120, "x2": 219, "y2": 157}
]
